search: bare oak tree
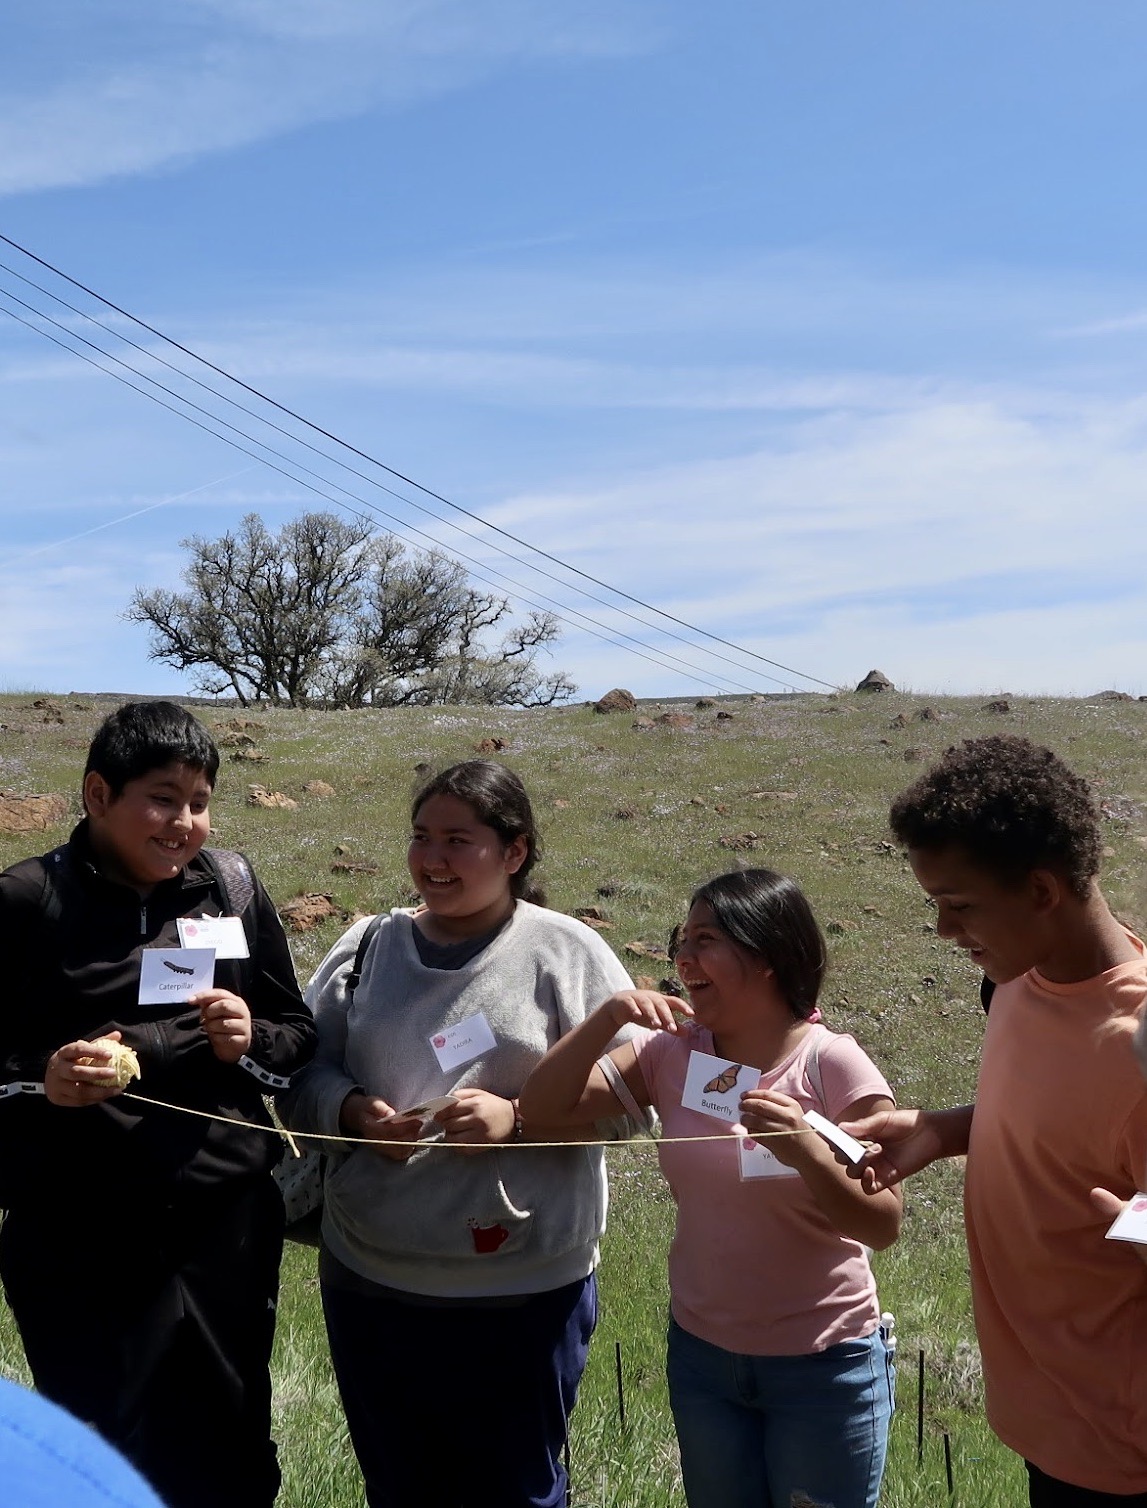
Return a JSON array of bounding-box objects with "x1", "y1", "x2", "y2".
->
[{"x1": 127, "y1": 511, "x2": 576, "y2": 708}]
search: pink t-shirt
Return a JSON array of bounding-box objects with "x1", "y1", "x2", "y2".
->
[{"x1": 633, "y1": 1021, "x2": 893, "y2": 1356}]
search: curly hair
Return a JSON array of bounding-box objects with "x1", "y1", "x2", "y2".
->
[{"x1": 889, "y1": 735, "x2": 1100, "y2": 898}]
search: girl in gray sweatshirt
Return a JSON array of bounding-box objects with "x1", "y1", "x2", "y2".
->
[{"x1": 281, "y1": 760, "x2": 640, "y2": 1508}]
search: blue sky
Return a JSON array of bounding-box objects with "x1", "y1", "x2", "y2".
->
[{"x1": 4, "y1": 0, "x2": 1147, "y2": 699}]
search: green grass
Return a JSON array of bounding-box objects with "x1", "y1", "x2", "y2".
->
[{"x1": 2, "y1": 687, "x2": 1145, "y2": 1503}]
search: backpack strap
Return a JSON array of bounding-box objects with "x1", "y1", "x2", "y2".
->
[
  {"x1": 347, "y1": 915, "x2": 385, "y2": 998},
  {"x1": 980, "y1": 975, "x2": 996, "y2": 1014},
  {"x1": 198, "y1": 848, "x2": 294, "y2": 1090},
  {"x1": 594, "y1": 1051, "x2": 657, "y2": 1138},
  {"x1": 201, "y1": 847, "x2": 255, "y2": 919},
  {"x1": 805, "y1": 1029, "x2": 826, "y2": 1113}
]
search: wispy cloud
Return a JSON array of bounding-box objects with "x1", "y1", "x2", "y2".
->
[
  {"x1": 0, "y1": 0, "x2": 653, "y2": 197},
  {"x1": 1056, "y1": 310, "x2": 1147, "y2": 338}
]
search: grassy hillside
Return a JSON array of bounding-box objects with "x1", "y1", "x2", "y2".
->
[{"x1": 2, "y1": 688, "x2": 1145, "y2": 1504}]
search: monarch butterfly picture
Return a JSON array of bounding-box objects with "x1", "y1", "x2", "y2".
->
[{"x1": 703, "y1": 1064, "x2": 743, "y2": 1096}]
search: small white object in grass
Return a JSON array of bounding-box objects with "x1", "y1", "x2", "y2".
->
[
  {"x1": 1104, "y1": 1194, "x2": 1147, "y2": 1245},
  {"x1": 803, "y1": 1109, "x2": 867, "y2": 1165}
]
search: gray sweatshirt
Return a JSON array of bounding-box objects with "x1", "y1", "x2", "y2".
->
[{"x1": 280, "y1": 902, "x2": 634, "y2": 1298}]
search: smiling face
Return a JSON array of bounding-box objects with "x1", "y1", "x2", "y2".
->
[
  {"x1": 672, "y1": 900, "x2": 777, "y2": 1030},
  {"x1": 408, "y1": 793, "x2": 526, "y2": 939},
  {"x1": 84, "y1": 760, "x2": 212, "y2": 894},
  {"x1": 908, "y1": 844, "x2": 1059, "y2": 985}
]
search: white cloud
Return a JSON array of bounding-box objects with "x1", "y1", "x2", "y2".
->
[
  {"x1": 472, "y1": 395, "x2": 1147, "y2": 696},
  {"x1": 0, "y1": 0, "x2": 653, "y2": 197}
]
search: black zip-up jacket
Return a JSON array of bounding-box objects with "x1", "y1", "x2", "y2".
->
[{"x1": 0, "y1": 821, "x2": 316, "y2": 1209}]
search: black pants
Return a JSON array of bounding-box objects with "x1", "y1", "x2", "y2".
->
[
  {"x1": 0, "y1": 1178, "x2": 285, "y2": 1508},
  {"x1": 321, "y1": 1267, "x2": 597, "y2": 1508},
  {"x1": 1027, "y1": 1462, "x2": 1147, "y2": 1507}
]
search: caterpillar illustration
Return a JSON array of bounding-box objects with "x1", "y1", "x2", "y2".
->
[{"x1": 162, "y1": 960, "x2": 196, "y2": 976}]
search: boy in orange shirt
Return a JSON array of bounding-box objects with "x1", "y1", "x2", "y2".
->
[{"x1": 845, "y1": 735, "x2": 1147, "y2": 1506}]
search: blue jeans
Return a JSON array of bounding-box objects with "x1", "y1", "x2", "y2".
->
[{"x1": 667, "y1": 1319, "x2": 895, "y2": 1508}]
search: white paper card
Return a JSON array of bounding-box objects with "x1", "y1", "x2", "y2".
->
[
  {"x1": 383, "y1": 1094, "x2": 458, "y2": 1122},
  {"x1": 738, "y1": 1133, "x2": 800, "y2": 1180},
  {"x1": 681, "y1": 1050, "x2": 761, "y2": 1123},
  {"x1": 803, "y1": 1109, "x2": 868, "y2": 1166},
  {"x1": 1104, "y1": 1194, "x2": 1147, "y2": 1245},
  {"x1": 429, "y1": 1013, "x2": 497, "y2": 1073},
  {"x1": 139, "y1": 948, "x2": 215, "y2": 1005},
  {"x1": 177, "y1": 915, "x2": 250, "y2": 959}
]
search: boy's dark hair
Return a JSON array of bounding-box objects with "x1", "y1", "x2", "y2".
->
[
  {"x1": 83, "y1": 701, "x2": 220, "y2": 801},
  {"x1": 411, "y1": 760, "x2": 545, "y2": 905},
  {"x1": 889, "y1": 735, "x2": 1101, "y2": 898},
  {"x1": 685, "y1": 868, "x2": 826, "y2": 1020}
]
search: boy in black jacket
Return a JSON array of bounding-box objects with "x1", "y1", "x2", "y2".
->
[{"x1": 0, "y1": 701, "x2": 316, "y2": 1508}]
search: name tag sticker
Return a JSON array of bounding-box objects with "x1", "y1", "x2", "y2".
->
[
  {"x1": 429, "y1": 1013, "x2": 497, "y2": 1073},
  {"x1": 738, "y1": 1133, "x2": 800, "y2": 1181},
  {"x1": 803, "y1": 1109, "x2": 869, "y2": 1167},
  {"x1": 1104, "y1": 1194, "x2": 1147, "y2": 1246},
  {"x1": 139, "y1": 948, "x2": 216, "y2": 1006},
  {"x1": 177, "y1": 915, "x2": 249, "y2": 959},
  {"x1": 681, "y1": 1050, "x2": 761, "y2": 1123}
]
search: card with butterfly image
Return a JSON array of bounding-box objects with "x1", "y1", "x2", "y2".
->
[{"x1": 681, "y1": 1050, "x2": 761, "y2": 1123}]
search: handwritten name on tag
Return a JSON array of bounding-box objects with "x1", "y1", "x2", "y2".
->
[
  {"x1": 177, "y1": 915, "x2": 249, "y2": 959},
  {"x1": 737, "y1": 1134, "x2": 800, "y2": 1181},
  {"x1": 429, "y1": 1013, "x2": 497, "y2": 1073}
]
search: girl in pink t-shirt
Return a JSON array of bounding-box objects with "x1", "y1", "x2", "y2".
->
[{"x1": 521, "y1": 868, "x2": 901, "y2": 1508}]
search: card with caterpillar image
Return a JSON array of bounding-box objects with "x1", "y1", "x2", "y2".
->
[{"x1": 139, "y1": 948, "x2": 215, "y2": 1005}]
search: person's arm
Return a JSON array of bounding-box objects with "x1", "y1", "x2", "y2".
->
[
  {"x1": 838, "y1": 1104, "x2": 974, "y2": 1194},
  {"x1": 739, "y1": 1090, "x2": 902, "y2": 1248},
  {"x1": 0, "y1": 866, "x2": 62, "y2": 1082},
  {"x1": 520, "y1": 989, "x2": 680, "y2": 1128}
]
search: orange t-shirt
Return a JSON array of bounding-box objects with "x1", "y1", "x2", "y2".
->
[{"x1": 965, "y1": 939, "x2": 1147, "y2": 1493}]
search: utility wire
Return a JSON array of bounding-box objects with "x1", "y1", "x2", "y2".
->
[
  {"x1": 0, "y1": 293, "x2": 773, "y2": 695},
  {"x1": 0, "y1": 254, "x2": 792, "y2": 691},
  {"x1": 0, "y1": 230, "x2": 836, "y2": 692}
]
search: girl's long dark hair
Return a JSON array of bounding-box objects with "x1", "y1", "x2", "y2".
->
[
  {"x1": 687, "y1": 869, "x2": 826, "y2": 1019},
  {"x1": 412, "y1": 760, "x2": 546, "y2": 905}
]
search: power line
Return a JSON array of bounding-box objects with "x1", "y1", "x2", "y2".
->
[
  {"x1": 0, "y1": 293, "x2": 773, "y2": 696},
  {"x1": 0, "y1": 230, "x2": 837, "y2": 693},
  {"x1": 0, "y1": 254, "x2": 797, "y2": 691}
]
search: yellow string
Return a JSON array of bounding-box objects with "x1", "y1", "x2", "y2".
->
[{"x1": 121, "y1": 1091, "x2": 815, "y2": 1152}]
